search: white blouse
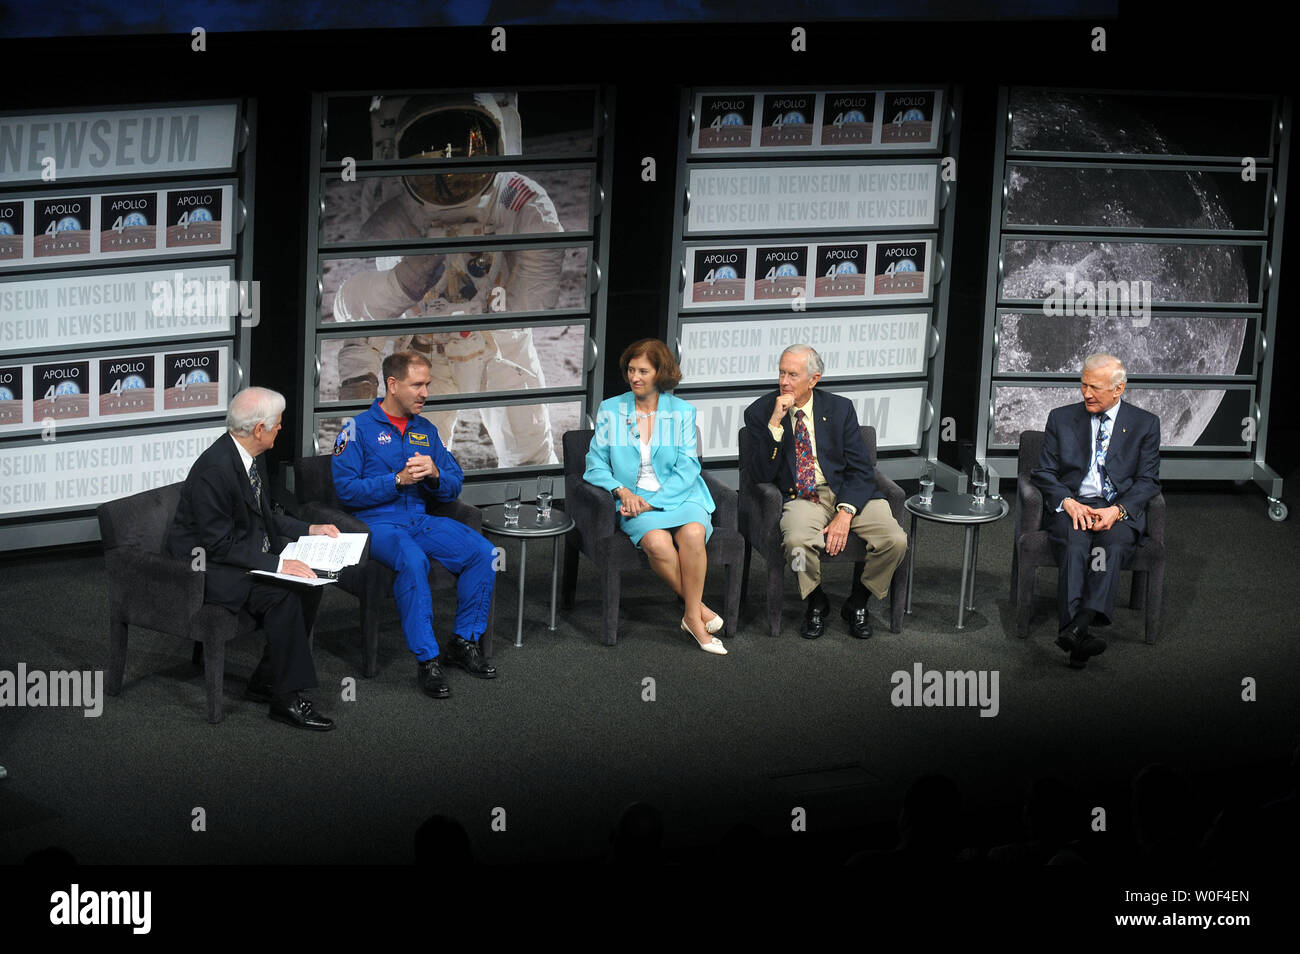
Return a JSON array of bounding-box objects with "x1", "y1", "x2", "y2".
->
[{"x1": 634, "y1": 438, "x2": 661, "y2": 493}]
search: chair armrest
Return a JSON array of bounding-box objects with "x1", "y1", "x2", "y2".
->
[
  {"x1": 1017, "y1": 477, "x2": 1045, "y2": 537},
  {"x1": 569, "y1": 478, "x2": 618, "y2": 551},
  {"x1": 1143, "y1": 493, "x2": 1165, "y2": 550},
  {"x1": 429, "y1": 498, "x2": 483, "y2": 532},
  {"x1": 703, "y1": 472, "x2": 738, "y2": 530},
  {"x1": 297, "y1": 502, "x2": 369, "y2": 535},
  {"x1": 105, "y1": 547, "x2": 205, "y2": 627},
  {"x1": 739, "y1": 478, "x2": 785, "y2": 556},
  {"x1": 875, "y1": 473, "x2": 907, "y2": 525}
]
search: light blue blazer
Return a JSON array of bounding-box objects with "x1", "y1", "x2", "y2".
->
[{"x1": 583, "y1": 390, "x2": 716, "y2": 516}]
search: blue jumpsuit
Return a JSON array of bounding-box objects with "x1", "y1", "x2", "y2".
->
[{"x1": 331, "y1": 400, "x2": 494, "y2": 661}]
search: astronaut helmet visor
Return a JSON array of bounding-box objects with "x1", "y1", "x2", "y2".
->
[
  {"x1": 397, "y1": 109, "x2": 500, "y2": 161},
  {"x1": 403, "y1": 170, "x2": 495, "y2": 206},
  {"x1": 397, "y1": 107, "x2": 501, "y2": 206}
]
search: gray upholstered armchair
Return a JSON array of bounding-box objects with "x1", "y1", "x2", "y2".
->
[{"x1": 97, "y1": 483, "x2": 303, "y2": 723}]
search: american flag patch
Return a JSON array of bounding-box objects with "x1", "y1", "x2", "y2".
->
[{"x1": 501, "y1": 175, "x2": 536, "y2": 213}]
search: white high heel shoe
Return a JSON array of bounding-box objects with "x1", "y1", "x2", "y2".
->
[
  {"x1": 682, "y1": 618, "x2": 727, "y2": 654},
  {"x1": 704, "y1": 613, "x2": 724, "y2": 635}
]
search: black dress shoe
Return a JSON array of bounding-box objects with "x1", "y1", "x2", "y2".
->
[
  {"x1": 1077, "y1": 633, "x2": 1107, "y2": 657},
  {"x1": 445, "y1": 636, "x2": 497, "y2": 679},
  {"x1": 800, "y1": 599, "x2": 829, "y2": 639},
  {"x1": 1067, "y1": 634, "x2": 1107, "y2": 669},
  {"x1": 269, "y1": 695, "x2": 335, "y2": 731},
  {"x1": 1055, "y1": 624, "x2": 1083, "y2": 654},
  {"x1": 418, "y1": 658, "x2": 451, "y2": 698},
  {"x1": 841, "y1": 601, "x2": 873, "y2": 639}
]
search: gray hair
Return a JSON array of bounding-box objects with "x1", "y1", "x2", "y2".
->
[
  {"x1": 1083, "y1": 353, "x2": 1126, "y2": 388},
  {"x1": 782, "y1": 344, "x2": 824, "y2": 377},
  {"x1": 226, "y1": 387, "x2": 286, "y2": 436}
]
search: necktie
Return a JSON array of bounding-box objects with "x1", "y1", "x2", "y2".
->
[
  {"x1": 249, "y1": 463, "x2": 271, "y2": 553},
  {"x1": 1094, "y1": 414, "x2": 1116, "y2": 502},
  {"x1": 794, "y1": 409, "x2": 819, "y2": 502}
]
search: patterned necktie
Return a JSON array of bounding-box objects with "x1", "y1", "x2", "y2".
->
[
  {"x1": 249, "y1": 463, "x2": 271, "y2": 553},
  {"x1": 794, "y1": 409, "x2": 819, "y2": 502},
  {"x1": 1094, "y1": 414, "x2": 1116, "y2": 502}
]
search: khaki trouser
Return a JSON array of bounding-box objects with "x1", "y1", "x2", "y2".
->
[{"x1": 779, "y1": 487, "x2": 907, "y2": 601}]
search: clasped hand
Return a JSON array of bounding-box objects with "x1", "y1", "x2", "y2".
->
[
  {"x1": 616, "y1": 488, "x2": 652, "y2": 518},
  {"x1": 399, "y1": 453, "x2": 438, "y2": 485},
  {"x1": 1063, "y1": 498, "x2": 1120, "y2": 532}
]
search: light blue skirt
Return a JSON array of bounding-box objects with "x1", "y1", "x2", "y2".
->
[{"x1": 620, "y1": 502, "x2": 714, "y2": 549}]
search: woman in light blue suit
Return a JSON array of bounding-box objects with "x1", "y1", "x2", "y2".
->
[{"x1": 584, "y1": 339, "x2": 725, "y2": 654}]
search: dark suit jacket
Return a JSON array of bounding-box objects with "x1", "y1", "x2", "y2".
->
[
  {"x1": 1031, "y1": 400, "x2": 1161, "y2": 535},
  {"x1": 743, "y1": 389, "x2": 883, "y2": 511},
  {"x1": 167, "y1": 432, "x2": 309, "y2": 610}
]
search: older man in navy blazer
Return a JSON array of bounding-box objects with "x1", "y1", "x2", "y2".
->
[
  {"x1": 743, "y1": 344, "x2": 908, "y2": 639},
  {"x1": 1032, "y1": 353, "x2": 1161, "y2": 669}
]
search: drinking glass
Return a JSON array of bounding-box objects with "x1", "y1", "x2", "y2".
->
[
  {"x1": 504, "y1": 482, "x2": 522, "y2": 525},
  {"x1": 971, "y1": 463, "x2": 988, "y2": 509},
  {"x1": 536, "y1": 476, "x2": 554, "y2": 519},
  {"x1": 918, "y1": 461, "x2": 935, "y2": 507}
]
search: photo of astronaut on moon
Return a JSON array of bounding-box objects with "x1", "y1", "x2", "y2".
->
[{"x1": 313, "y1": 91, "x2": 598, "y2": 471}]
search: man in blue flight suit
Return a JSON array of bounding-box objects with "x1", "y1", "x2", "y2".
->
[{"x1": 332, "y1": 350, "x2": 497, "y2": 698}]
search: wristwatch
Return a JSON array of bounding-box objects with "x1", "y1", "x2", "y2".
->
[
  {"x1": 1116, "y1": 503, "x2": 1128, "y2": 521},
  {"x1": 395, "y1": 472, "x2": 402, "y2": 488}
]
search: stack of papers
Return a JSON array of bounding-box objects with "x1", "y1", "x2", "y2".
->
[{"x1": 250, "y1": 532, "x2": 368, "y2": 585}]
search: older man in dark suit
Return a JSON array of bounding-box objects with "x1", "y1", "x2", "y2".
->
[
  {"x1": 168, "y1": 387, "x2": 339, "y2": 729},
  {"x1": 744, "y1": 345, "x2": 908, "y2": 639},
  {"x1": 1032, "y1": 354, "x2": 1161, "y2": 669}
]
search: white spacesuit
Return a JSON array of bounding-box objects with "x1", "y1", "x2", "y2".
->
[{"x1": 334, "y1": 93, "x2": 561, "y2": 466}]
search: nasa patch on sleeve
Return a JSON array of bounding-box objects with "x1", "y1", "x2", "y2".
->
[{"x1": 333, "y1": 430, "x2": 349, "y2": 456}]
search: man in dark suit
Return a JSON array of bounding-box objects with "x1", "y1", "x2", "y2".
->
[
  {"x1": 743, "y1": 344, "x2": 908, "y2": 638},
  {"x1": 1031, "y1": 354, "x2": 1161, "y2": 669},
  {"x1": 168, "y1": 387, "x2": 339, "y2": 729}
]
